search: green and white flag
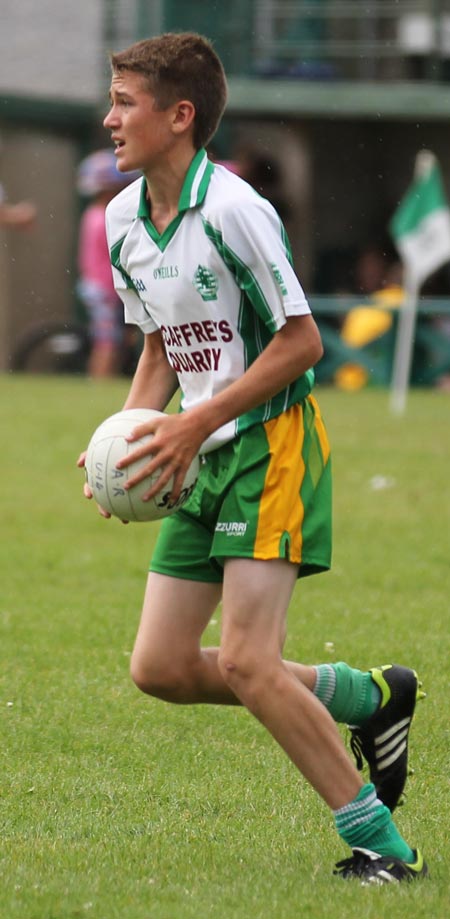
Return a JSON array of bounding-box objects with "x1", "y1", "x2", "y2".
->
[
  {"x1": 389, "y1": 151, "x2": 450, "y2": 414},
  {"x1": 390, "y1": 150, "x2": 450, "y2": 288}
]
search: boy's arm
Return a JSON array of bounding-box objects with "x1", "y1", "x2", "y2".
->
[
  {"x1": 77, "y1": 330, "x2": 178, "y2": 511},
  {"x1": 192, "y1": 313, "x2": 322, "y2": 437},
  {"x1": 122, "y1": 329, "x2": 179, "y2": 411},
  {"x1": 120, "y1": 313, "x2": 323, "y2": 502}
]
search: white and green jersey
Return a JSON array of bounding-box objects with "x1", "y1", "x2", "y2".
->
[{"x1": 106, "y1": 148, "x2": 314, "y2": 453}]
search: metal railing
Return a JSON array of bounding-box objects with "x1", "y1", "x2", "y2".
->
[
  {"x1": 107, "y1": 0, "x2": 450, "y2": 83},
  {"x1": 250, "y1": 0, "x2": 450, "y2": 81}
]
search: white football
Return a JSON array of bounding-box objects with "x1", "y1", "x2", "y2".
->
[{"x1": 84, "y1": 408, "x2": 200, "y2": 522}]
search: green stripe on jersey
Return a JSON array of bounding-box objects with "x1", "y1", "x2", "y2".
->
[
  {"x1": 202, "y1": 218, "x2": 278, "y2": 333},
  {"x1": 237, "y1": 290, "x2": 274, "y2": 427},
  {"x1": 204, "y1": 218, "x2": 315, "y2": 435},
  {"x1": 280, "y1": 219, "x2": 294, "y2": 266},
  {"x1": 179, "y1": 149, "x2": 214, "y2": 211},
  {"x1": 110, "y1": 237, "x2": 135, "y2": 289}
]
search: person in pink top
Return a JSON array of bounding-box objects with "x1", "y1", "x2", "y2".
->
[{"x1": 77, "y1": 149, "x2": 138, "y2": 377}]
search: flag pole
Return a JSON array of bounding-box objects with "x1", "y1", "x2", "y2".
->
[
  {"x1": 389, "y1": 273, "x2": 419, "y2": 415},
  {"x1": 388, "y1": 150, "x2": 450, "y2": 414}
]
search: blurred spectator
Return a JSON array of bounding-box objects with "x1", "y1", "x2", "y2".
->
[
  {"x1": 335, "y1": 250, "x2": 404, "y2": 390},
  {"x1": 76, "y1": 149, "x2": 139, "y2": 378},
  {"x1": 0, "y1": 183, "x2": 36, "y2": 229},
  {"x1": 209, "y1": 143, "x2": 288, "y2": 219},
  {"x1": 233, "y1": 143, "x2": 289, "y2": 220},
  {"x1": 207, "y1": 148, "x2": 242, "y2": 176},
  {"x1": 353, "y1": 244, "x2": 393, "y2": 295}
]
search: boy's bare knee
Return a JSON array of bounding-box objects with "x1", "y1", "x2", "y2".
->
[
  {"x1": 130, "y1": 652, "x2": 199, "y2": 703},
  {"x1": 218, "y1": 646, "x2": 257, "y2": 698},
  {"x1": 218, "y1": 643, "x2": 284, "y2": 715},
  {"x1": 131, "y1": 652, "x2": 171, "y2": 695}
]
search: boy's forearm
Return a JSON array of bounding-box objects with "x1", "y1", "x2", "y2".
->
[
  {"x1": 123, "y1": 365, "x2": 178, "y2": 412},
  {"x1": 123, "y1": 335, "x2": 179, "y2": 411},
  {"x1": 188, "y1": 314, "x2": 323, "y2": 442}
]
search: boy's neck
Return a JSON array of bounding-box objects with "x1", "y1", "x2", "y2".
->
[{"x1": 144, "y1": 143, "x2": 197, "y2": 234}]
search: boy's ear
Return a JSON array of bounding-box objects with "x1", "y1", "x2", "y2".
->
[{"x1": 172, "y1": 100, "x2": 196, "y2": 135}]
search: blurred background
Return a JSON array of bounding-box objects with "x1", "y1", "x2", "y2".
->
[{"x1": 1, "y1": 0, "x2": 450, "y2": 385}]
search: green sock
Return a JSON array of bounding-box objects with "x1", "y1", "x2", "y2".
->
[
  {"x1": 313, "y1": 662, "x2": 381, "y2": 724},
  {"x1": 334, "y1": 784, "x2": 415, "y2": 862}
]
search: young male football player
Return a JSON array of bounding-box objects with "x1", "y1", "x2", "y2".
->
[{"x1": 79, "y1": 32, "x2": 426, "y2": 883}]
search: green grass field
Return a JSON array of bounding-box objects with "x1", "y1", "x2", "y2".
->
[{"x1": 1, "y1": 374, "x2": 449, "y2": 919}]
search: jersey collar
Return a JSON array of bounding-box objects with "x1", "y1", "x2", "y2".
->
[
  {"x1": 136, "y1": 149, "x2": 214, "y2": 251},
  {"x1": 178, "y1": 148, "x2": 215, "y2": 211},
  {"x1": 137, "y1": 148, "x2": 214, "y2": 220}
]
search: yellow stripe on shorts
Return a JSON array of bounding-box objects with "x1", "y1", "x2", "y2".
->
[
  {"x1": 307, "y1": 394, "x2": 331, "y2": 465},
  {"x1": 254, "y1": 404, "x2": 305, "y2": 563}
]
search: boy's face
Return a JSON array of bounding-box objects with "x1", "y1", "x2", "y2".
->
[{"x1": 104, "y1": 70, "x2": 179, "y2": 174}]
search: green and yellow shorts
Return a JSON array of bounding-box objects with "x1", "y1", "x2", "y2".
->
[{"x1": 150, "y1": 395, "x2": 332, "y2": 583}]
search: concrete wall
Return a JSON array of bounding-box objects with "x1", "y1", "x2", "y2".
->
[
  {"x1": 0, "y1": 0, "x2": 104, "y2": 103},
  {"x1": 0, "y1": 0, "x2": 110, "y2": 369},
  {"x1": 0, "y1": 126, "x2": 78, "y2": 369},
  {"x1": 0, "y1": 0, "x2": 163, "y2": 103}
]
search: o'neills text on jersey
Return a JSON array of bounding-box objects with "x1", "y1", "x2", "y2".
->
[{"x1": 153, "y1": 266, "x2": 179, "y2": 280}]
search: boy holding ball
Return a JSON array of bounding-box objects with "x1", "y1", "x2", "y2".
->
[{"x1": 79, "y1": 32, "x2": 426, "y2": 883}]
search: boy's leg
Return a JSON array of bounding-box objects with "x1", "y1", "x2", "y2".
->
[
  {"x1": 132, "y1": 573, "x2": 419, "y2": 806},
  {"x1": 218, "y1": 557, "x2": 363, "y2": 809},
  {"x1": 130, "y1": 571, "x2": 229, "y2": 703},
  {"x1": 131, "y1": 564, "x2": 363, "y2": 804},
  {"x1": 218, "y1": 557, "x2": 425, "y2": 880},
  {"x1": 131, "y1": 564, "x2": 425, "y2": 880},
  {"x1": 130, "y1": 571, "x2": 317, "y2": 704}
]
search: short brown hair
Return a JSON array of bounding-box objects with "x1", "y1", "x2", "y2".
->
[{"x1": 110, "y1": 32, "x2": 228, "y2": 150}]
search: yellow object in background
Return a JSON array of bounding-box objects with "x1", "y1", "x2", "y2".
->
[{"x1": 335, "y1": 286, "x2": 404, "y2": 390}]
